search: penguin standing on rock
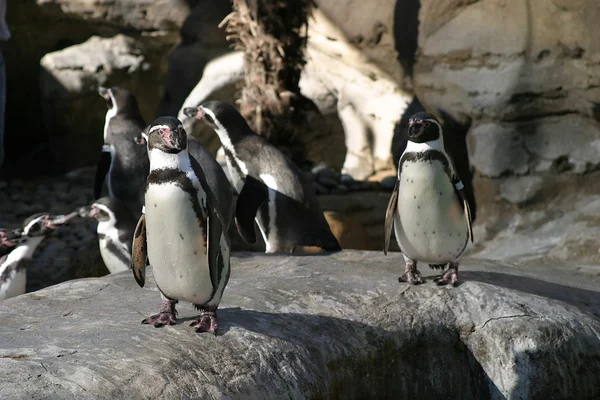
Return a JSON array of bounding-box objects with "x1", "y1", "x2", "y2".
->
[
  {"x1": 138, "y1": 124, "x2": 235, "y2": 230},
  {"x1": 79, "y1": 197, "x2": 137, "y2": 274},
  {"x1": 0, "y1": 212, "x2": 78, "y2": 301},
  {"x1": 384, "y1": 112, "x2": 473, "y2": 286},
  {"x1": 186, "y1": 101, "x2": 340, "y2": 253},
  {"x1": 95, "y1": 86, "x2": 149, "y2": 217},
  {"x1": 132, "y1": 116, "x2": 231, "y2": 334}
]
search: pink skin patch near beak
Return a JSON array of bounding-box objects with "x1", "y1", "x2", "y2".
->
[
  {"x1": 160, "y1": 128, "x2": 173, "y2": 147},
  {"x1": 43, "y1": 211, "x2": 79, "y2": 230},
  {"x1": 196, "y1": 107, "x2": 205, "y2": 121}
]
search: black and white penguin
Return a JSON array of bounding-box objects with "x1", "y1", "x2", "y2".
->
[
  {"x1": 384, "y1": 112, "x2": 473, "y2": 286},
  {"x1": 138, "y1": 125, "x2": 235, "y2": 230},
  {"x1": 79, "y1": 197, "x2": 136, "y2": 274},
  {"x1": 132, "y1": 116, "x2": 231, "y2": 334},
  {"x1": 95, "y1": 86, "x2": 149, "y2": 217},
  {"x1": 0, "y1": 212, "x2": 78, "y2": 300},
  {"x1": 187, "y1": 101, "x2": 340, "y2": 253}
]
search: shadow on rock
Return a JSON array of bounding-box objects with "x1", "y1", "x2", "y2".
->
[{"x1": 211, "y1": 308, "x2": 501, "y2": 399}]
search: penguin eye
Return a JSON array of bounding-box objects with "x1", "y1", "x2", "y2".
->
[{"x1": 424, "y1": 122, "x2": 431, "y2": 128}]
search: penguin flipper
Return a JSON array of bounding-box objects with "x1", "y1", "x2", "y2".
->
[
  {"x1": 131, "y1": 214, "x2": 147, "y2": 288},
  {"x1": 206, "y1": 212, "x2": 230, "y2": 298},
  {"x1": 94, "y1": 149, "x2": 112, "y2": 199},
  {"x1": 384, "y1": 180, "x2": 400, "y2": 255},
  {"x1": 235, "y1": 176, "x2": 269, "y2": 244},
  {"x1": 453, "y1": 178, "x2": 474, "y2": 243}
]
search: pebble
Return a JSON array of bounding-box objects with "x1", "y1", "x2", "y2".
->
[
  {"x1": 312, "y1": 182, "x2": 329, "y2": 195},
  {"x1": 315, "y1": 168, "x2": 341, "y2": 183},
  {"x1": 317, "y1": 176, "x2": 340, "y2": 189},
  {"x1": 340, "y1": 174, "x2": 355, "y2": 185},
  {"x1": 330, "y1": 185, "x2": 349, "y2": 195},
  {"x1": 351, "y1": 181, "x2": 379, "y2": 192},
  {"x1": 301, "y1": 170, "x2": 315, "y2": 182}
]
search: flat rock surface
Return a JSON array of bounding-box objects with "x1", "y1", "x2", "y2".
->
[{"x1": 1, "y1": 252, "x2": 599, "y2": 399}]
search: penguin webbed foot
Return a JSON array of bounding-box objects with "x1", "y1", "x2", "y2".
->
[
  {"x1": 434, "y1": 262, "x2": 459, "y2": 287},
  {"x1": 142, "y1": 300, "x2": 178, "y2": 327},
  {"x1": 398, "y1": 260, "x2": 424, "y2": 285},
  {"x1": 190, "y1": 305, "x2": 218, "y2": 335}
]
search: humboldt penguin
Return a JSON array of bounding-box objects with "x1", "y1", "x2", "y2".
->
[
  {"x1": 138, "y1": 125, "x2": 234, "y2": 230},
  {"x1": 132, "y1": 116, "x2": 231, "y2": 334},
  {"x1": 186, "y1": 101, "x2": 340, "y2": 253},
  {"x1": 95, "y1": 86, "x2": 149, "y2": 217},
  {"x1": 79, "y1": 197, "x2": 136, "y2": 274},
  {"x1": 0, "y1": 212, "x2": 78, "y2": 301},
  {"x1": 384, "y1": 112, "x2": 473, "y2": 286}
]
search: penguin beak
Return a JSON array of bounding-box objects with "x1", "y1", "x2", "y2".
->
[
  {"x1": 159, "y1": 128, "x2": 174, "y2": 148},
  {"x1": 183, "y1": 107, "x2": 198, "y2": 119},
  {"x1": 98, "y1": 86, "x2": 109, "y2": 100},
  {"x1": 98, "y1": 86, "x2": 113, "y2": 108},
  {"x1": 77, "y1": 206, "x2": 94, "y2": 218},
  {"x1": 407, "y1": 120, "x2": 423, "y2": 138},
  {"x1": 44, "y1": 212, "x2": 79, "y2": 229}
]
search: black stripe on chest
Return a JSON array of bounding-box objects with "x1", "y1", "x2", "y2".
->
[
  {"x1": 104, "y1": 238, "x2": 131, "y2": 267},
  {"x1": 223, "y1": 147, "x2": 246, "y2": 180},
  {"x1": 400, "y1": 150, "x2": 452, "y2": 177},
  {"x1": 146, "y1": 168, "x2": 207, "y2": 224},
  {"x1": 0, "y1": 258, "x2": 32, "y2": 284}
]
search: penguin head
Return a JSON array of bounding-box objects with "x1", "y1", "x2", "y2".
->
[
  {"x1": 22, "y1": 212, "x2": 78, "y2": 237},
  {"x1": 89, "y1": 204, "x2": 113, "y2": 223},
  {"x1": 407, "y1": 112, "x2": 442, "y2": 143},
  {"x1": 79, "y1": 197, "x2": 134, "y2": 225},
  {"x1": 147, "y1": 117, "x2": 188, "y2": 154},
  {"x1": 193, "y1": 101, "x2": 250, "y2": 143},
  {"x1": 98, "y1": 86, "x2": 141, "y2": 117}
]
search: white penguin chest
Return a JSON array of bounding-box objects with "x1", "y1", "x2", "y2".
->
[
  {"x1": 394, "y1": 159, "x2": 468, "y2": 264},
  {"x1": 0, "y1": 237, "x2": 44, "y2": 300},
  {"x1": 97, "y1": 225, "x2": 130, "y2": 274},
  {"x1": 144, "y1": 182, "x2": 214, "y2": 304}
]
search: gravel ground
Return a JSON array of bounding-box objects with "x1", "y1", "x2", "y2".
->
[
  {"x1": 0, "y1": 167, "x2": 107, "y2": 292},
  {"x1": 0, "y1": 163, "x2": 390, "y2": 294}
]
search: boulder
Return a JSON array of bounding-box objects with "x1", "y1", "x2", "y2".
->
[
  {"x1": 1, "y1": 252, "x2": 599, "y2": 399},
  {"x1": 2, "y1": 0, "x2": 182, "y2": 175},
  {"x1": 40, "y1": 34, "x2": 166, "y2": 169},
  {"x1": 414, "y1": 0, "x2": 600, "y2": 177},
  {"x1": 323, "y1": 211, "x2": 374, "y2": 250},
  {"x1": 35, "y1": 0, "x2": 190, "y2": 32},
  {"x1": 470, "y1": 191, "x2": 600, "y2": 264}
]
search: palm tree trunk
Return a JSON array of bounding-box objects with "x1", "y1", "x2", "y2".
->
[{"x1": 224, "y1": 0, "x2": 314, "y2": 167}]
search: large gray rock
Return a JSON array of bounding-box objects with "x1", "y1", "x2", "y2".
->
[
  {"x1": 3, "y1": 0, "x2": 180, "y2": 173},
  {"x1": 40, "y1": 34, "x2": 165, "y2": 169},
  {"x1": 1, "y1": 252, "x2": 599, "y2": 399},
  {"x1": 36, "y1": 0, "x2": 190, "y2": 32},
  {"x1": 415, "y1": 0, "x2": 600, "y2": 177}
]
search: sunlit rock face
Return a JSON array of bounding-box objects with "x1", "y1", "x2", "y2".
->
[
  {"x1": 414, "y1": 0, "x2": 600, "y2": 177},
  {"x1": 1, "y1": 252, "x2": 599, "y2": 399}
]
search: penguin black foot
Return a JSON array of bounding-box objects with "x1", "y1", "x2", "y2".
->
[
  {"x1": 142, "y1": 300, "x2": 178, "y2": 327},
  {"x1": 398, "y1": 260, "x2": 424, "y2": 285},
  {"x1": 434, "y1": 262, "x2": 459, "y2": 287},
  {"x1": 190, "y1": 305, "x2": 218, "y2": 335}
]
